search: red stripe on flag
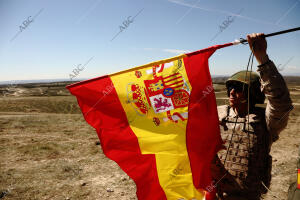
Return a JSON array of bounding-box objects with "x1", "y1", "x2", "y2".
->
[
  {"x1": 67, "y1": 76, "x2": 167, "y2": 200},
  {"x1": 183, "y1": 46, "x2": 223, "y2": 194}
]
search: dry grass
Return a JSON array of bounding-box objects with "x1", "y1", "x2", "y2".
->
[
  {"x1": 0, "y1": 97, "x2": 80, "y2": 114},
  {"x1": 0, "y1": 113, "x2": 136, "y2": 200},
  {"x1": 0, "y1": 81, "x2": 299, "y2": 199}
]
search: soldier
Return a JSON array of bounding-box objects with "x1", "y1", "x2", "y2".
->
[{"x1": 211, "y1": 33, "x2": 293, "y2": 200}]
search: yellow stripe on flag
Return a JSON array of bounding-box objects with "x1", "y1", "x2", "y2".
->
[{"x1": 111, "y1": 56, "x2": 205, "y2": 199}]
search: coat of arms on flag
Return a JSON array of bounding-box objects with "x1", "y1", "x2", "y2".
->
[
  {"x1": 128, "y1": 60, "x2": 190, "y2": 123},
  {"x1": 67, "y1": 43, "x2": 231, "y2": 200}
]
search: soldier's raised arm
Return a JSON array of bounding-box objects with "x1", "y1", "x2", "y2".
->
[{"x1": 247, "y1": 33, "x2": 293, "y2": 142}]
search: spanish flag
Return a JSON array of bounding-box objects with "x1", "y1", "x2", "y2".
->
[{"x1": 67, "y1": 43, "x2": 231, "y2": 200}]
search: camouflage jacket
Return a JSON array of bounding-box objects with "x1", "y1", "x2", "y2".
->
[{"x1": 212, "y1": 60, "x2": 293, "y2": 198}]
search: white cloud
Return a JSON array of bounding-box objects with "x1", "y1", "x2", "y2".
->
[
  {"x1": 162, "y1": 49, "x2": 190, "y2": 54},
  {"x1": 143, "y1": 48, "x2": 191, "y2": 54},
  {"x1": 287, "y1": 66, "x2": 298, "y2": 70}
]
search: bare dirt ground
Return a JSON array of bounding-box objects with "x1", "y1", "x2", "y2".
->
[{"x1": 0, "y1": 81, "x2": 299, "y2": 200}]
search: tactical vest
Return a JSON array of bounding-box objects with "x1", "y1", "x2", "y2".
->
[{"x1": 213, "y1": 105, "x2": 273, "y2": 198}]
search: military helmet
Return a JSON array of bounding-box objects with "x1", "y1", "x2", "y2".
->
[
  {"x1": 226, "y1": 70, "x2": 265, "y2": 105},
  {"x1": 226, "y1": 70, "x2": 260, "y2": 86}
]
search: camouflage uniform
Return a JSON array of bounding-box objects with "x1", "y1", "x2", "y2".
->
[{"x1": 212, "y1": 60, "x2": 293, "y2": 200}]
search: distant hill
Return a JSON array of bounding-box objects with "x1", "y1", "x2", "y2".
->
[
  {"x1": 283, "y1": 76, "x2": 300, "y2": 85},
  {"x1": 0, "y1": 79, "x2": 83, "y2": 86},
  {"x1": 212, "y1": 75, "x2": 300, "y2": 85}
]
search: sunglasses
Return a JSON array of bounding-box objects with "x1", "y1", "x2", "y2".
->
[{"x1": 227, "y1": 83, "x2": 248, "y2": 93}]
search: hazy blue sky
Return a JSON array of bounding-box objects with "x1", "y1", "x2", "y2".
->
[{"x1": 0, "y1": 0, "x2": 300, "y2": 82}]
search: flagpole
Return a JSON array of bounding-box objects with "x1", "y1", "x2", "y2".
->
[{"x1": 232, "y1": 27, "x2": 300, "y2": 45}]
